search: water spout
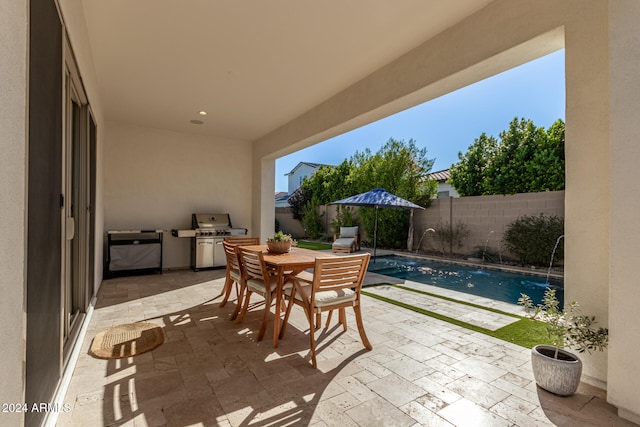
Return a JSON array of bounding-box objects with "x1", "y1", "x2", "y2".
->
[
  {"x1": 415, "y1": 228, "x2": 436, "y2": 253},
  {"x1": 482, "y1": 230, "x2": 495, "y2": 261},
  {"x1": 546, "y1": 235, "x2": 565, "y2": 284}
]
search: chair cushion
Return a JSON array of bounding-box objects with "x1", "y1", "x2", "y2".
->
[
  {"x1": 230, "y1": 269, "x2": 241, "y2": 282},
  {"x1": 247, "y1": 275, "x2": 279, "y2": 294},
  {"x1": 286, "y1": 283, "x2": 356, "y2": 308},
  {"x1": 340, "y1": 226, "x2": 358, "y2": 238},
  {"x1": 332, "y1": 238, "x2": 355, "y2": 248}
]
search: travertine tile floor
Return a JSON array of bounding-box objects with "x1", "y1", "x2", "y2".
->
[{"x1": 57, "y1": 267, "x2": 636, "y2": 427}]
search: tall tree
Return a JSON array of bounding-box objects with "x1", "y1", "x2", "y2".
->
[
  {"x1": 449, "y1": 133, "x2": 497, "y2": 196},
  {"x1": 291, "y1": 138, "x2": 437, "y2": 249},
  {"x1": 449, "y1": 117, "x2": 565, "y2": 196},
  {"x1": 348, "y1": 138, "x2": 437, "y2": 249},
  {"x1": 528, "y1": 119, "x2": 565, "y2": 191},
  {"x1": 484, "y1": 118, "x2": 546, "y2": 194}
]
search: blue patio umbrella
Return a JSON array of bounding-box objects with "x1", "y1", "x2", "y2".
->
[{"x1": 331, "y1": 188, "x2": 424, "y2": 261}]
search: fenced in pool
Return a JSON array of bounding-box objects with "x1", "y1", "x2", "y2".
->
[{"x1": 367, "y1": 255, "x2": 564, "y2": 307}]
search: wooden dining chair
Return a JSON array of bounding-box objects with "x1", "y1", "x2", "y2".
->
[
  {"x1": 224, "y1": 236, "x2": 260, "y2": 246},
  {"x1": 219, "y1": 237, "x2": 260, "y2": 312},
  {"x1": 236, "y1": 247, "x2": 280, "y2": 341},
  {"x1": 280, "y1": 253, "x2": 372, "y2": 368}
]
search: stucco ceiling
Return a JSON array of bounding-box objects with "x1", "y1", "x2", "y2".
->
[{"x1": 82, "y1": 0, "x2": 494, "y2": 142}]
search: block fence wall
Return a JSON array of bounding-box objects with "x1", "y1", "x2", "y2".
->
[{"x1": 276, "y1": 190, "x2": 565, "y2": 259}]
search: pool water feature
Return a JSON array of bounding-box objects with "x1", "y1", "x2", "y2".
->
[{"x1": 367, "y1": 255, "x2": 563, "y2": 307}]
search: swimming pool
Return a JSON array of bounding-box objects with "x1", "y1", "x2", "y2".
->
[{"x1": 367, "y1": 255, "x2": 564, "y2": 307}]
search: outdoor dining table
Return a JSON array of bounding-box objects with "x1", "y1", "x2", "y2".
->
[{"x1": 241, "y1": 245, "x2": 332, "y2": 348}]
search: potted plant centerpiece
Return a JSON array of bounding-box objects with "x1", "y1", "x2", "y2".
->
[
  {"x1": 267, "y1": 231, "x2": 296, "y2": 253},
  {"x1": 519, "y1": 289, "x2": 608, "y2": 396}
]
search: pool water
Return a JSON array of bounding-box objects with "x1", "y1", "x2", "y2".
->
[{"x1": 367, "y1": 255, "x2": 564, "y2": 307}]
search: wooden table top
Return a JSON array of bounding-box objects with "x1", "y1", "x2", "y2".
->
[{"x1": 241, "y1": 245, "x2": 331, "y2": 268}]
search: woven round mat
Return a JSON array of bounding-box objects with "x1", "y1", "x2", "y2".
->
[{"x1": 89, "y1": 322, "x2": 164, "y2": 359}]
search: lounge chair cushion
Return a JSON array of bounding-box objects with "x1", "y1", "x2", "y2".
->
[
  {"x1": 339, "y1": 226, "x2": 358, "y2": 238},
  {"x1": 333, "y1": 238, "x2": 356, "y2": 248}
]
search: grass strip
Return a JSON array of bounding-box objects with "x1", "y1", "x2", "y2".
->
[
  {"x1": 362, "y1": 284, "x2": 552, "y2": 349},
  {"x1": 393, "y1": 284, "x2": 522, "y2": 318},
  {"x1": 296, "y1": 240, "x2": 332, "y2": 251}
]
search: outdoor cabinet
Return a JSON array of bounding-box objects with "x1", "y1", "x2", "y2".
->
[{"x1": 105, "y1": 230, "x2": 163, "y2": 278}]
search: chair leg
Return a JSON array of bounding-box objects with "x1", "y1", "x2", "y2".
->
[
  {"x1": 219, "y1": 275, "x2": 234, "y2": 307},
  {"x1": 280, "y1": 288, "x2": 296, "y2": 339},
  {"x1": 235, "y1": 289, "x2": 252, "y2": 323},
  {"x1": 257, "y1": 293, "x2": 271, "y2": 341},
  {"x1": 230, "y1": 283, "x2": 246, "y2": 321},
  {"x1": 315, "y1": 313, "x2": 321, "y2": 330},
  {"x1": 324, "y1": 310, "x2": 333, "y2": 329},
  {"x1": 339, "y1": 308, "x2": 347, "y2": 331},
  {"x1": 354, "y1": 304, "x2": 372, "y2": 350},
  {"x1": 307, "y1": 308, "x2": 317, "y2": 368}
]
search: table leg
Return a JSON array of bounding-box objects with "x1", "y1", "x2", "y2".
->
[{"x1": 273, "y1": 267, "x2": 284, "y2": 348}]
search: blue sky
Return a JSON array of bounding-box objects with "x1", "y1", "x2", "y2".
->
[{"x1": 275, "y1": 49, "x2": 565, "y2": 193}]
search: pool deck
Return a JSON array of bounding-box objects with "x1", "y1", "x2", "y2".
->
[
  {"x1": 362, "y1": 280, "x2": 520, "y2": 331},
  {"x1": 56, "y1": 250, "x2": 635, "y2": 427}
]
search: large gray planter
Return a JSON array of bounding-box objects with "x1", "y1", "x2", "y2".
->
[{"x1": 531, "y1": 344, "x2": 583, "y2": 396}]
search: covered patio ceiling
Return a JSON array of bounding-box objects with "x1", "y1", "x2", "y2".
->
[{"x1": 81, "y1": 0, "x2": 494, "y2": 142}]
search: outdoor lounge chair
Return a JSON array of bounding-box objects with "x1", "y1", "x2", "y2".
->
[{"x1": 332, "y1": 226, "x2": 360, "y2": 253}]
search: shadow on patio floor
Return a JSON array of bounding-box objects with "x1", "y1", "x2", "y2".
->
[{"x1": 58, "y1": 268, "x2": 638, "y2": 426}]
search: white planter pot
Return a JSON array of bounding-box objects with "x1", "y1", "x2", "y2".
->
[{"x1": 531, "y1": 344, "x2": 582, "y2": 396}]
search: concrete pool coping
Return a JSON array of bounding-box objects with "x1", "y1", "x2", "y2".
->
[{"x1": 386, "y1": 251, "x2": 564, "y2": 281}]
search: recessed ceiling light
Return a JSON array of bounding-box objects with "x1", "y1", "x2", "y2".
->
[
  {"x1": 190, "y1": 119, "x2": 204, "y2": 125},
  {"x1": 198, "y1": 111, "x2": 207, "y2": 116}
]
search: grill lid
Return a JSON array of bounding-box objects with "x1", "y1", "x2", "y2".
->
[{"x1": 192, "y1": 213, "x2": 231, "y2": 230}]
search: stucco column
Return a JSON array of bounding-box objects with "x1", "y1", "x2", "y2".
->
[
  {"x1": 606, "y1": 1, "x2": 640, "y2": 423},
  {"x1": 564, "y1": 1, "x2": 610, "y2": 386},
  {"x1": 252, "y1": 157, "x2": 276, "y2": 243},
  {"x1": 0, "y1": 0, "x2": 28, "y2": 425}
]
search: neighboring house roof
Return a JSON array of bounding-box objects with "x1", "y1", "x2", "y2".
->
[
  {"x1": 285, "y1": 162, "x2": 331, "y2": 176},
  {"x1": 275, "y1": 192, "x2": 291, "y2": 207},
  {"x1": 428, "y1": 169, "x2": 451, "y2": 183}
]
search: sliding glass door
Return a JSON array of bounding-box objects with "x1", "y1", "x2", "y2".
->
[{"x1": 62, "y1": 42, "x2": 93, "y2": 362}]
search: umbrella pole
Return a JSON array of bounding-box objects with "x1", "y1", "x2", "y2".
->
[{"x1": 373, "y1": 206, "x2": 378, "y2": 262}]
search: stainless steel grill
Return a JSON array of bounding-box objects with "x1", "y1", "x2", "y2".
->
[{"x1": 171, "y1": 213, "x2": 246, "y2": 270}]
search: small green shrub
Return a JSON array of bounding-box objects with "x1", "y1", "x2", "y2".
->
[
  {"x1": 519, "y1": 289, "x2": 608, "y2": 358},
  {"x1": 302, "y1": 201, "x2": 324, "y2": 240},
  {"x1": 469, "y1": 246, "x2": 501, "y2": 263},
  {"x1": 432, "y1": 220, "x2": 470, "y2": 256},
  {"x1": 503, "y1": 214, "x2": 564, "y2": 266},
  {"x1": 359, "y1": 207, "x2": 409, "y2": 249},
  {"x1": 330, "y1": 206, "x2": 357, "y2": 235}
]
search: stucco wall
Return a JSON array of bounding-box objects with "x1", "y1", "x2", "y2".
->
[
  {"x1": 606, "y1": 0, "x2": 640, "y2": 421},
  {"x1": 277, "y1": 191, "x2": 565, "y2": 259},
  {"x1": 275, "y1": 207, "x2": 306, "y2": 238},
  {"x1": 563, "y1": 1, "x2": 612, "y2": 388},
  {"x1": 416, "y1": 191, "x2": 565, "y2": 257},
  {"x1": 104, "y1": 122, "x2": 253, "y2": 269},
  {"x1": 0, "y1": 0, "x2": 28, "y2": 423}
]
